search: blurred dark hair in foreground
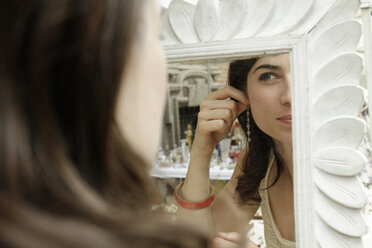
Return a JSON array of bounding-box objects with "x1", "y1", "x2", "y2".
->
[{"x1": 0, "y1": 1, "x2": 210, "y2": 247}]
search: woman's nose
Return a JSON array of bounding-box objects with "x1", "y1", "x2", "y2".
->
[{"x1": 281, "y1": 79, "x2": 291, "y2": 106}]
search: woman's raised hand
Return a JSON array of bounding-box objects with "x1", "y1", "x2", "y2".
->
[
  {"x1": 178, "y1": 86, "x2": 248, "y2": 234},
  {"x1": 192, "y1": 86, "x2": 249, "y2": 155}
]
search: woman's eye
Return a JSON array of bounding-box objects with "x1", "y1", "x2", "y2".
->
[{"x1": 259, "y1": 73, "x2": 276, "y2": 81}]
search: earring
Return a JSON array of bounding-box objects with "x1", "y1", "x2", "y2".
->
[{"x1": 247, "y1": 106, "x2": 251, "y2": 143}]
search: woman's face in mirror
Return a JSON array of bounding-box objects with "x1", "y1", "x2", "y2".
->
[
  {"x1": 116, "y1": 0, "x2": 167, "y2": 165},
  {"x1": 247, "y1": 54, "x2": 292, "y2": 145}
]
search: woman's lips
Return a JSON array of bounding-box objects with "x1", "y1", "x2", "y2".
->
[{"x1": 277, "y1": 115, "x2": 292, "y2": 125}]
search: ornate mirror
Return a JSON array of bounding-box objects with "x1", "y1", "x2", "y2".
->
[{"x1": 155, "y1": 0, "x2": 371, "y2": 247}]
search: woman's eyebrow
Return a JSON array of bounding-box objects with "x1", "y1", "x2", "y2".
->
[{"x1": 253, "y1": 64, "x2": 280, "y2": 73}]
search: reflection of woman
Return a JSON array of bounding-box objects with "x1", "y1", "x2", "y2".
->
[
  {"x1": 0, "y1": 0, "x2": 208, "y2": 247},
  {"x1": 177, "y1": 54, "x2": 295, "y2": 248}
]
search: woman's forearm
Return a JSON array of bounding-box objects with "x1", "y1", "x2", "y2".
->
[
  {"x1": 176, "y1": 146, "x2": 215, "y2": 235},
  {"x1": 182, "y1": 146, "x2": 213, "y2": 201}
]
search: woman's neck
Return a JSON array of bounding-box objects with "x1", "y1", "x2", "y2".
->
[{"x1": 273, "y1": 140, "x2": 293, "y2": 181}]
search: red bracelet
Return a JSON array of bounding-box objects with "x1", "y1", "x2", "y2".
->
[{"x1": 174, "y1": 182, "x2": 215, "y2": 210}]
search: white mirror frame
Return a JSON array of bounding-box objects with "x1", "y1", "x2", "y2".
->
[
  {"x1": 161, "y1": 1, "x2": 368, "y2": 247},
  {"x1": 362, "y1": 0, "x2": 372, "y2": 139}
]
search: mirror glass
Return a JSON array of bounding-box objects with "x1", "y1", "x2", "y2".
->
[{"x1": 152, "y1": 54, "x2": 298, "y2": 246}]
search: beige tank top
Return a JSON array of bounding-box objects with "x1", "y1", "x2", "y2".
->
[{"x1": 258, "y1": 155, "x2": 296, "y2": 248}]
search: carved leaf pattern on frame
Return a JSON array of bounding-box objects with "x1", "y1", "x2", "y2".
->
[
  {"x1": 313, "y1": 117, "x2": 365, "y2": 151},
  {"x1": 161, "y1": 0, "x2": 368, "y2": 247},
  {"x1": 309, "y1": 0, "x2": 367, "y2": 246},
  {"x1": 257, "y1": 0, "x2": 314, "y2": 36},
  {"x1": 311, "y1": 52, "x2": 363, "y2": 101},
  {"x1": 312, "y1": 86, "x2": 365, "y2": 128},
  {"x1": 315, "y1": 189, "x2": 368, "y2": 237},
  {"x1": 314, "y1": 170, "x2": 368, "y2": 209},
  {"x1": 313, "y1": 147, "x2": 367, "y2": 176},
  {"x1": 309, "y1": 20, "x2": 361, "y2": 72},
  {"x1": 315, "y1": 217, "x2": 364, "y2": 247}
]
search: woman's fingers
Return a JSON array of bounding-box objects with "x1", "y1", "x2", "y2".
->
[
  {"x1": 200, "y1": 99, "x2": 247, "y2": 120},
  {"x1": 200, "y1": 100, "x2": 238, "y2": 121},
  {"x1": 192, "y1": 86, "x2": 249, "y2": 148},
  {"x1": 198, "y1": 119, "x2": 226, "y2": 132},
  {"x1": 213, "y1": 237, "x2": 238, "y2": 248},
  {"x1": 236, "y1": 101, "x2": 248, "y2": 116},
  {"x1": 217, "y1": 232, "x2": 241, "y2": 243},
  {"x1": 198, "y1": 109, "x2": 234, "y2": 125},
  {"x1": 206, "y1": 86, "x2": 249, "y2": 105},
  {"x1": 215, "y1": 233, "x2": 258, "y2": 248}
]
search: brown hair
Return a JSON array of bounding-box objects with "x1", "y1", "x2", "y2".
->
[
  {"x1": 228, "y1": 58, "x2": 283, "y2": 205},
  {"x1": 0, "y1": 0, "x2": 209, "y2": 247}
]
